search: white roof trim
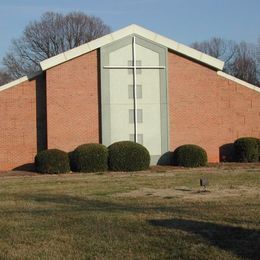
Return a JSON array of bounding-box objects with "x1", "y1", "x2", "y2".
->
[
  {"x1": 217, "y1": 71, "x2": 260, "y2": 93},
  {"x1": 0, "y1": 71, "x2": 42, "y2": 92},
  {"x1": 0, "y1": 76, "x2": 29, "y2": 92},
  {"x1": 40, "y1": 24, "x2": 224, "y2": 71}
]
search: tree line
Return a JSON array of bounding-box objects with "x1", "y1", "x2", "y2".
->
[
  {"x1": 191, "y1": 38, "x2": 260, "y2": 86},
  {"x1": 0, "y1": 11, "x2": 259, "y2": 88},
  {"x1": 0, "y1": 11, "x2": 110, "y2": 85}
]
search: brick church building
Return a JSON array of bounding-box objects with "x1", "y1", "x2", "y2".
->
[{"x1": 0, "y1": 24, "x2": 259, "y2": 170}]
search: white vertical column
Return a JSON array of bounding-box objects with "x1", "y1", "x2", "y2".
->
[{"x1": 133, "y1": 36, "x2": 138, "y2": 143}]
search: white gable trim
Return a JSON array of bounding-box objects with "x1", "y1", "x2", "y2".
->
[
  {"x1": 0, "y1": 71, "x2": 42, "y2": 92},
  {"x1": 1, "y1": 25, "x2": 259, "y2": 94},
  {"x1": 0, "y1": 76, "x2": 29, "y2": 92},
  {"x1": 40, "y1": 24, "x2": 224, "y2": 71},
  {"x1": 217, "y1": 71, "x2": 260, "y2": 93}
]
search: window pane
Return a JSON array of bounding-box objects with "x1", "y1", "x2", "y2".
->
[
  {"x1": 137, "y1": 85, "x2": 142, "y2": 98},
  {"x1": 138, "y1": 134, "x2": 143, "y2": 144},
  {"x1": 128, "y1": 60, "x2": 142, "y2": 74},
  {"x1": 129, "y1": 109, "x2": 134, "y2": 123},
  {"x1": 129, "y1": 109, "x2": 143, "y2": 123},
  {"x1": 137, "y1": 109, "x2": 143, "y2": 123},
  {"x1": 136, "y1": 60, "x2": 142, "y2": 74},
  {"x1": 128, "y1": 60, "x2": 133, "y2": 74},
  {"x1": 128, "y1": 60, "x2": 133, "y2": 66},
  {"x1": 128, "y1": 85, "x2": 142, "y2": 99},
  {"x1": 128, "y1": 85, "x2": 134, "y2": 99}
]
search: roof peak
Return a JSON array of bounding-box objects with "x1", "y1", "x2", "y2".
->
[{"x1": 40, "y1": 24, "x2": 224, "y2": 71}]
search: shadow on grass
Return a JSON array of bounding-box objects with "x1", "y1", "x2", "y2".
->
[
  {"x1": 148, "y1": 218, "x2": 260, "y2": 259},
  {"x1": 4, "y1": 193, "x2": 260, "y2": 258},
  {"x1": 14, "y1": 193, "x2": 188, "y2": 216}
]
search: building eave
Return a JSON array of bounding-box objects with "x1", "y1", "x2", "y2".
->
[
  {"x1": 0, "y1": 71, "x2": 42, "y2": 92},
  {"x1": 1, "y1": 25, "x2": 259, "y2": 94},
  {"x1": 40, "y1": 24, "x2": 225, "y2": 71},
  {"x1": 217, "y1": 71, "x2": 260, "y2": 93}
]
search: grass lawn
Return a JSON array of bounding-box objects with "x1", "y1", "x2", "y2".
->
[{"x1": 0, "y1": 165, "x2": 259, "y2": 259}]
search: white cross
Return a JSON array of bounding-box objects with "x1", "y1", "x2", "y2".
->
[{"x1": 103, "y1": 36, "x2": 165, "y2": 143}]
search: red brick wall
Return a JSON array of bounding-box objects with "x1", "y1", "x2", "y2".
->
[
  {"x1": 1, "y1": 48, "x2": 259, "y2": 170},
  {"x1": 0, "y1": 79, "x2": 37, "y2": 170},
  {"x1": 168, "y1": 51, "x2": 260, "y2": 162},
  {"x1": 46, "y1": 50, "x2": 100, "y2": 152}
]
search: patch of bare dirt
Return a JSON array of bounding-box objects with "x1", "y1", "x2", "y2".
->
[{"x1": 113, "y1": 186, "x2": 260, "y2": 201}]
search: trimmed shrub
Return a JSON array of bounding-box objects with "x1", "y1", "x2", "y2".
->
[
  {"x1": 108, "y1": 141, "x2": 150, "y2": 171},
  {"x1": 173, "y1": 144, "x2": 207, "y2": 167},
  {"x1": 35, "y1": 149, "x2": 70, "y2": 174},
  {"x1": 71, "y1": 143, "x2": 108, "y2": 172},
  {"x1": 234, "y1": 137, "x2": 260, "y2": 162}
]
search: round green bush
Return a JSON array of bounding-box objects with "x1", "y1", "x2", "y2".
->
[
  {"x1": 35, "y1": 149, "x2": 70, "y2": 174},
  {"x1": 234, "y1": 137, "x2": 260, "y2": 162},
  {"x1": 71, "y1": 143, "x2": 108, "y2": 172},
  {"x1": 173, "y1": 144, "x2": 207, "y2": 167},
  {"x1": 108, "y1": 141, "x2": 150, "y2": 171}
]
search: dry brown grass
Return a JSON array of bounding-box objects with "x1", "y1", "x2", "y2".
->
[{"x1": 0, "y1": 164, "x2": 259, "y2": 259}]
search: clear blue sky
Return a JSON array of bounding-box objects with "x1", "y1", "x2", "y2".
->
[{"x1": 0, "y1": 0, "x2": 259, "y2": 61}]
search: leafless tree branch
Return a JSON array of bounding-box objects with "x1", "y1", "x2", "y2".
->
[
  {"x1": 191, "y1": 37, "x2": 259, "y2": 86},
  {"x1": 2, "y1": 11, "x2": 111, "y2": 80}
]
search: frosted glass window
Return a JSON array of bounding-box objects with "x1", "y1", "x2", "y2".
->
[
  {"x1": 128, "y1": 85, "x2": 142, "y2": 99},
  {"x1": 136, "y1": 60, "x2": 142, "y2": 74},
  {"x1": 137, "y1": 134, "x2": 143, "y2": 144},
  {"x1": 128, "y1": 60, "x2": 133, "y2": 74},
  {"x1": 137, "y1": 109, "x2": 143, "y2": 123},
  {"x1": 128, "y1": 60, "x2": 142, "y2": 74},
  {"x1": 129, "y1": 109, "x2": 143, "y2": 123}
]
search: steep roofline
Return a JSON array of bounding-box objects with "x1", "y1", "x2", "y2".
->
[
  {"x1": 0, "y1": 76, "x2": 29, "y2": 92},
  {"x1": 0, "y1": 24, "x2": 259, "y2": 94},
  {"x1": 217, "y1": 71, "x2": 260, "y2": 93},
  {"x1": 0, "y1": 71, "x2": 42, "y2": 92},
  {"x1": 40, "y1": 24, "x2": 224, "y2": 71}
]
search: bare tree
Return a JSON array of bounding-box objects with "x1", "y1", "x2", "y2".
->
[
  {"x1": 257, "y1": 37, "x2": 260, "y2": 86},
  {"x1": 191, "y1": 37, "x2": 260, "y2": 86},
  {"x1": 191, "y1": 38, "x2": 237, "y2": 69},
  {"x1": 0, "y1": 68, "x2": 12, "y2": 85},
  {"x1": 229, "y1": 42, "x2": 258, "y2": 85},
  {"x1": 2, "y1": 11, "x2": 111, "y2": 80}
]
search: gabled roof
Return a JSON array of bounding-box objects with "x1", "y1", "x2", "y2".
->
[
  {"x1": 40, "y1": 24, "x2": 224, "y2": 71},
  {"x1": 0, "y1": 24, "x2": 259, "y2": 93}
]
